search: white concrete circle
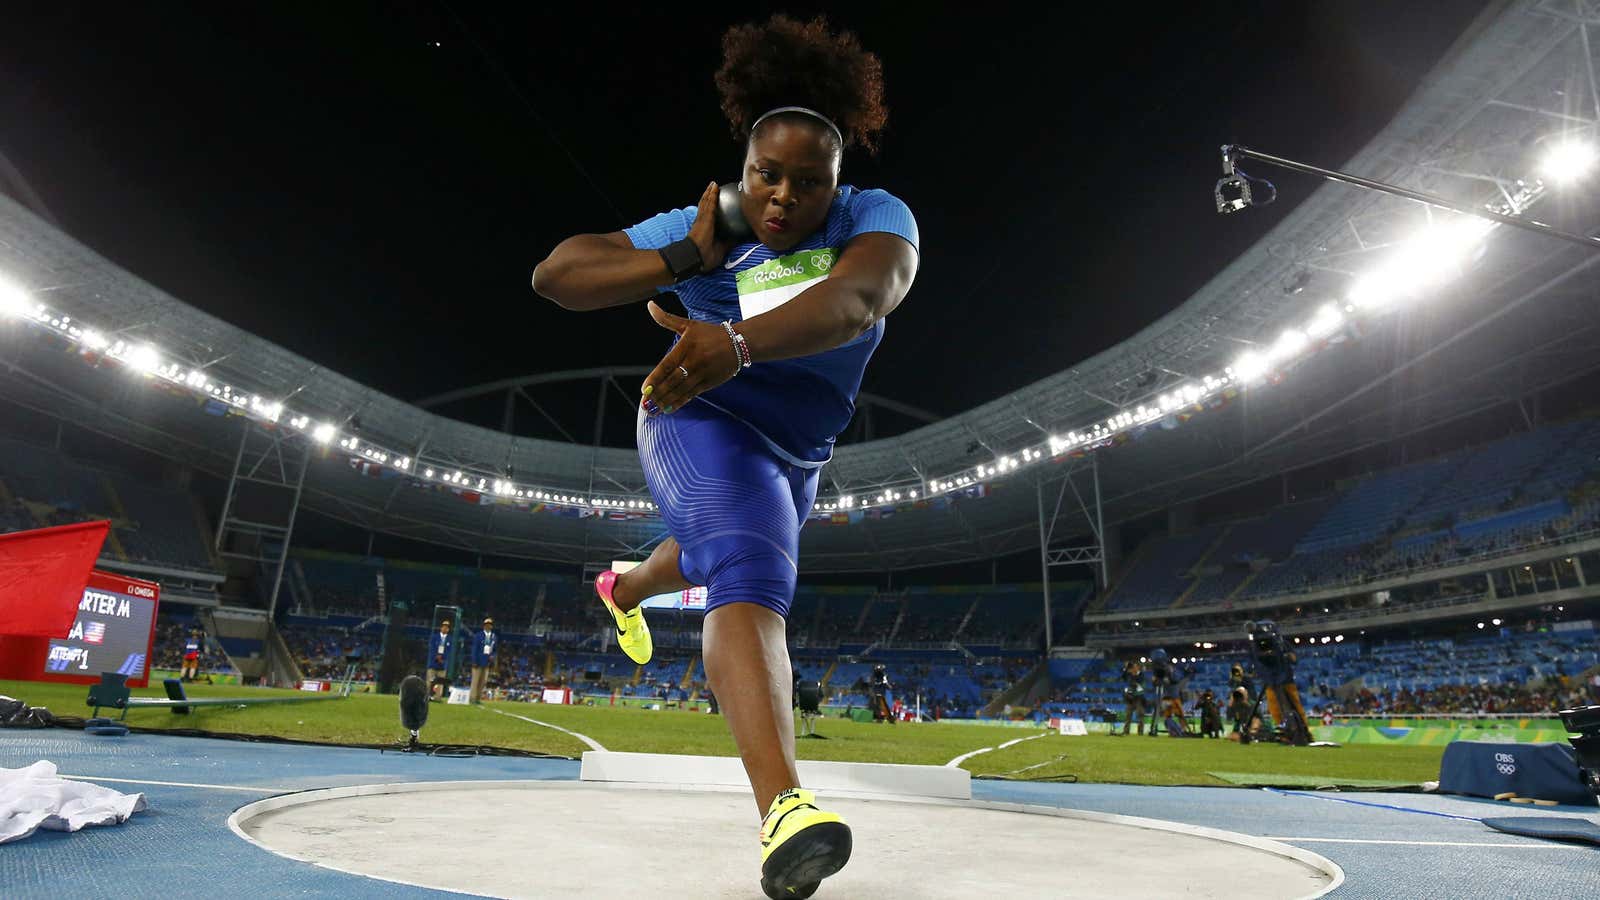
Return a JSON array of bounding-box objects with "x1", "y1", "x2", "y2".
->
[{"x1": 230, "y1": 780, "x2": 1342, "y2": 899}]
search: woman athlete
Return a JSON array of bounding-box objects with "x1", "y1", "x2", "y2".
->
[{"x1": 532, "y1": 16, "x2": 918, "y2": 898}]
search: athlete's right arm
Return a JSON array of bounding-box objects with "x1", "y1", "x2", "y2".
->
[
  {"x1": 531, "y1": 231, "x2": 674, "y2": 311},
  {"x1": 533, "y1": 182, "x2": 728, "y2": 312}
]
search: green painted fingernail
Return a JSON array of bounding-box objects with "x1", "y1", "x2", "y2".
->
[{"x1": 664, "y1": 405, "x2": 674, "y2": 413}]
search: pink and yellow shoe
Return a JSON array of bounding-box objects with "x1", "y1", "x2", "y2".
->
[{"x1": 596, "y1": 571, "x2": 652, "y2": 664}]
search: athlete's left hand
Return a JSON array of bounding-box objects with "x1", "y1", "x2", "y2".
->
[{"x1": 640, "y1": 301, "x2": 742, "y2": 414}]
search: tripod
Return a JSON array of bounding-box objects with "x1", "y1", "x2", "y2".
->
[
  {"x1": 1144, "y1": 676, "x2": 1188, "y2": 736},
  {"x1": 1240, "y1": 679, "x2": 1310, "y2": 746}
]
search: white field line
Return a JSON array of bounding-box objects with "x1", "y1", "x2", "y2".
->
[
  {"x1": 1270, "y1": 837, "x2": 1591, "y2": 850},
  {"x1": 945, "y1": 731, "x2": 1049, "y2": 768},
  {"x1": 61, "y1": 774, "x2": 281, "y2": 794},
  {"x1": 487, "y1": 706, "x2": 606, "y2": 752}
]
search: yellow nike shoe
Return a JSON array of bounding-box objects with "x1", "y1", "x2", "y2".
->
[
  {"x1": 595, "y1": 570, "x2": 652, "y2": 664},
  {"x1": 758, "y1": 787, "x2": 851, "y2": 899}
]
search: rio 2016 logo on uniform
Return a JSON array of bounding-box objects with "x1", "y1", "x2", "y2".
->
[{"x1": 1494, "y1": 752, "x2": 1517, "y2": 776}]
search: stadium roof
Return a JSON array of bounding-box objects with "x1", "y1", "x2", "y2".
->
[{"x1": 3, "y1": 0, "x2": 1600, "y2": 573}]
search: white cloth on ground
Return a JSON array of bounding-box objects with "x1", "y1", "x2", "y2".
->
[{"x1": 0, "y1": 760, "x2": 146, "y2": 844}]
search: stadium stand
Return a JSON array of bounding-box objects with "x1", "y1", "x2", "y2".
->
[
  {"x1": 1103, "y1": 525, "x2": 1223, "y2": 611},
  {"x1": 1052, "y1": 623, "x2": 1597, "y2": 722},
  {"x1": 0, "y1": 438, "x2": 218, "y2": 574},
  {"x1": 1098, "y1": 417, "x2": 1600, "y2": 612},
  {"x1": 111, "y1": 478, "x2": 215, "y2": 570}
]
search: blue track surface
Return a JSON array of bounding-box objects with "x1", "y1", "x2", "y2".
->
[{"x1": 0, "y1": 731, "x2": 1594, "y2": 897}]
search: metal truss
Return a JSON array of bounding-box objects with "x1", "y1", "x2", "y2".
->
[{"x1": 215, "y1": 423, "x2": 310, "y2": 617}]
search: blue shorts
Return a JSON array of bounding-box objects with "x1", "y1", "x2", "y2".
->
[{"x1": 637, "y1": 400, "x2": 819, "y2": 618}]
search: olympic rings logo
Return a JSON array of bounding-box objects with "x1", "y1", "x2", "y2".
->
[
  {"x1": 1496, "y1": 762, "x2": 1517, "y2": 776},
  {"x1": 810, "y1": 252, "x2": 834, "y2": 271}
]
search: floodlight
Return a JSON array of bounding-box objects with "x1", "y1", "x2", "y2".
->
[
  {"x1": 127, "y1": 345, "x2": 161, "y2": 373},
  {"x1": 1232, "y1": 350, "x2": 1268, "y2": 383},
  {"x1": 1540, "y1": 139, "x2": 1598, "y2": 184},
  {"x1": 311, "y1": 422, "x2": 336, "y2": 444},
  {"x1": 1305, "y1": 303, "x2": 1343, "y2": 339},
  {"x1": 1400, "y1": 218, "x2": 1493, "y2": 287},
  {"x1": 0, "y1": 278, "x2": 27, "y2": 317},
  {"x1": 1267, "y1": 329, "x2": 1308, "y2": 362}
]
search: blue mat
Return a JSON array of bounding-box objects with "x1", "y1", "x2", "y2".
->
[{"x1": 1482, "y1": 816, "x2": 1600, "y2": 847}]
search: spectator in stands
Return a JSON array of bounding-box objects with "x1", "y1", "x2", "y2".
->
[
  {"x1": 425, "y1": 619, "x2": 453, "y2": 701},
  {"x1": 470, "y1": 617, "x2": 499, "y2": 705}
]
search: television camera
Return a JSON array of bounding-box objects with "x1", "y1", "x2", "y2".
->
[{"x1": 1240, "y1": 620, "x2": 1310, "y2": 746}]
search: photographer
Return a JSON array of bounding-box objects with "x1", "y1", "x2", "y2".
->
[
  {"x1": 1228, "y1": 663, "x2": 1254, "y2": 737},
  {"x1": 869, "y1": 664, "x2": 894, "y2": 725},
  {"x1": 1227, "y1": 686, "x2": 1253, "y2": 738},
  {"x1": 1197, "y1": 688, "x2": 1223, "y2": 739},
  {"x1": 1119, "y1": 659, "x2": 1146, "y2": 735}
]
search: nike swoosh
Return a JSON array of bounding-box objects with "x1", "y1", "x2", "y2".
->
[{"x1": 615, "y1": 622, "x2": 627, "y2": 637}]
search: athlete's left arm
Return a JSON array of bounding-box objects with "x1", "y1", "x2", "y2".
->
[
  {"x1": 640, "y1": 233, "x2": 918, "y2": 411},
  {"x1": 737, "y1": 232, "x2": 919, "y2": 361}
]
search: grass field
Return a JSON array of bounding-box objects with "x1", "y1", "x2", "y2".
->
[{"x1": 1, "y1": 679, "x2": 1448, "y2": 787}]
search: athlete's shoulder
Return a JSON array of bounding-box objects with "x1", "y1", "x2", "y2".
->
[
  {"x1": 834, "y1": 185, "x2": 918, "y2": 251},
  {"x1": 837, "y1": 185, "x2": 911, "y2": 214}
]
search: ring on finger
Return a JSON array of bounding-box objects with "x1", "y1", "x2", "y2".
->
[{"x1": 677, "y1": 365, "x2": 690, "y2": 379}]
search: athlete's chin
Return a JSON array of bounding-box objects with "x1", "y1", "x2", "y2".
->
[
  {"x1": 760, "y1": 225, "x2": 817, "y2": 252},
  {"x1": 762, "y1": 234, "x2": 803, "y2": 252}
]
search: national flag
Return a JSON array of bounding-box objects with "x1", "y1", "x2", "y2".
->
[
  {"x1": 84, "y1": 621, "x2": 107, "y2": 644},
  {"x1": 0, "y1": 521, "x2": 111, "y2": 638}
]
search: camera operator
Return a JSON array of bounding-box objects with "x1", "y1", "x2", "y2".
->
[
  {"x1": 869, "y1": 664, "x2": 894, "y2": 725},
  {"x1": 1245, "y1": 620, "x2": 1311, "y2": 745},
  {"x1": 1145, "y1": 649, "x2": 1188, "y2": 736},
  {"x1": 1118, "y1": 659, "x2": 1146, "y2": 735}
]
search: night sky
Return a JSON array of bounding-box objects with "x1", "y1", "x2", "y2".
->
[{"x1": 0, "y1": 1, "x2": 1491, "y2": 446}]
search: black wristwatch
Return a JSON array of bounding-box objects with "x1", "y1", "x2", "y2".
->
[{"x1": 658, "y1": 238, "x2": 704, "y2": 283}]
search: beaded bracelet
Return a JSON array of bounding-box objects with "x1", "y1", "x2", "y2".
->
[{"x1": 722, "y1": 320, "x2": 752, "y2": 371}]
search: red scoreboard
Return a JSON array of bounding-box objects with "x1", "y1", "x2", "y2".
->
[{"x1": 0, "y1": 570, "x2": 161, "y2": 687}]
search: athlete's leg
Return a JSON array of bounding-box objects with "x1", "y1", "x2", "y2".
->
[
  {"x1": 703, "y1": 601, "x2": 800, "y2": 815},
  {"x1": 611, "y1": 536, "x2": 691, "y2": 612}
]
